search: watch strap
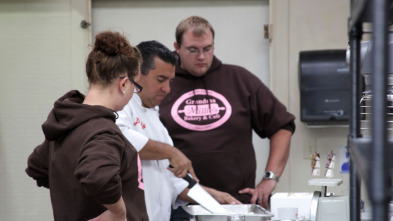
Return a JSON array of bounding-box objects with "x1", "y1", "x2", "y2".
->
[{"x1": 264, "y1": 170, "x2": 279, "y2": 182}]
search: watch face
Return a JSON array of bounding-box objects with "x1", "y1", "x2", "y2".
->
[
  {"x1": 265, "y1": 171, "x2": 271, "y2": 178},
  {"x1": 264, "y1": 171, "x2": 278, "y2": 182}
]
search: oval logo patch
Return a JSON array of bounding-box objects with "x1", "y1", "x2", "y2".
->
[{"x1": 171, "y1": 89, "x2": 232, "y2": 131}]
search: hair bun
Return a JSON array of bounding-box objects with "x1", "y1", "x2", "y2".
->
[
  {"x1": 94, "y1": 31, "x2": 130, "y2": 56},
  {"x1": 86, "y1": 30, "x2": 141, "y2": 85}
]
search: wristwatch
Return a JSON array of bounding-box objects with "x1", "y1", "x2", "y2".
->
[{"x1": 263, "y1": 171, "x2": 279, "y2": 182}]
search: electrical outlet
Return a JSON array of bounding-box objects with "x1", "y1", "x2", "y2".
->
[{"x1": 303, "y1": 138, "x2": 316, "y2": 159}]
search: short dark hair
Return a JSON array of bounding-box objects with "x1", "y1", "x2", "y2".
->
[{"x1": 136, "y1": 40, "x2": 178, "y2": 75}]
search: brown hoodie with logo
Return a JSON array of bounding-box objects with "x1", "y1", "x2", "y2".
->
[
  {"x1": 26, "y1": 90, "x2": 148, "y2": 221},
  {"x1": 159, "y1": 56, "x2": 295, "y2": 203}
]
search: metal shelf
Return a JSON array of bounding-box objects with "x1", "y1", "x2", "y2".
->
[
  {"x1": 348, "y1": 0, "x2": 393, "y2": 221},
  {"x1": 348, "y1": 137, "x2": 393, "y2": 182},
  {"x1": 347, "y1": 137, "x2": 371, "y2": 182},
  {"x1": 348, "y1": 0, "x2": 369, "y2": 31}
]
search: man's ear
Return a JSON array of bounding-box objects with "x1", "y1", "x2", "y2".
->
[{"x1": 174, "y1": 42, "x2": 180, "y2": 53}]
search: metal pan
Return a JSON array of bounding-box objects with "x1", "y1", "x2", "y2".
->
[{"x1": 182, "y1": 204, "x2": 274, "y2": 221}]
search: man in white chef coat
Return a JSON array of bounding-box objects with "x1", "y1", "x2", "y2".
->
[{"x1": 116, "y1": 40, "x2": 240, "y2": 221}]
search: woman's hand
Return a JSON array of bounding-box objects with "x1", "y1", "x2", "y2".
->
[
  {"x1": 89, "y1": 197, "x2": 127, "y2": 221},
  {"x1": 88, "y1": 210, "x2": 127, "y2": 221}
]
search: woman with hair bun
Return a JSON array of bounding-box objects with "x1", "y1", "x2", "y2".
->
[{"x1": 26, "y1": 31, "x2": 149, "y2": 221}]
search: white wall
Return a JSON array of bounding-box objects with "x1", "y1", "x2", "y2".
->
[
  {"x1": 0, "y1": 0, "x2": 90, "y2": 220},
  {"x1": 270, "y1": 0, "x2": 363, "y2": 202}
]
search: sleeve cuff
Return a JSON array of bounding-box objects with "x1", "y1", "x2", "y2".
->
[{"x1": 120, "y1": 128, "x2": 149, "y2": 152}]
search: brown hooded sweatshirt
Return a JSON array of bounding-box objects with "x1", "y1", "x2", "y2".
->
[
  {"x1": 159, "y1": 56, "x2": 295, "y2": 203},
  {"x1": 26, "y1": 90, "x2": 148, "y2": 221}
]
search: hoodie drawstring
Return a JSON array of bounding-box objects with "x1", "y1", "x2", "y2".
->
[{"x1": 201, "y1": 77, "x2": 212, "y2": 113}]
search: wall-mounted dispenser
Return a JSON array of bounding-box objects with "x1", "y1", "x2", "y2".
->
[{"x1": 299, "y1": 49, "x2": 350, "y2": 126}]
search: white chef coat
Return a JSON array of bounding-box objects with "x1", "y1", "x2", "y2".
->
[{"x1": 116, "y1": 94, "x2": 188, "y2": 221}]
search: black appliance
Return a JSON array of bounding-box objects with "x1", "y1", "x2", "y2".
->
[{"x1": 298, "y1": 49, "x2": 350, "y2": 126}]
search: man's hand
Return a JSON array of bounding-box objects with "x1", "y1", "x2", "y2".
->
[
  {"x1": 138, "y1": 140, "x2": 198, "y2": 181},
  {"x1": 238, "y1": 179, "x2": 276, "y2": 209},
  {"x1": 167, "y1": 147, "x2": 198, "y2": 181},
  {"x1": 239, "y1": 129, "x2": 291, "y2": 209},
  {"x1": 200, "y1": 186, "x2": 241, "y2": 205},
  {"x1": 178, "y1": 185, "x2": 241, "y2": 205}
]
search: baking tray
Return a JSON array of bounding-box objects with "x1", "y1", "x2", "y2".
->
[{"x1": 182, "y1": 204, "x2": 274, "y2": 221}]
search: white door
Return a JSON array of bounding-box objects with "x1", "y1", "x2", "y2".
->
[{"x1": 92, "y1": 0, "x2": 270, "y2": 185}]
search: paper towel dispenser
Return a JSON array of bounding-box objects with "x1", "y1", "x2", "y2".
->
[{"x1": 299, "y1": 49, "x2": 350, "y2": 126}]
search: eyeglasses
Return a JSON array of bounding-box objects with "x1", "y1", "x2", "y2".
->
[
  {"x1": 184, "y1": 45, "x2": 214, "y2": 56},
  {"x1": 119, "y1": 76, "x2": 143, "y2": 93}
]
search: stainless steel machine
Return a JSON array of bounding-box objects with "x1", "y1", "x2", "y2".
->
[{"x1": 270, "y1": 178, "x2": 348, "y2": 221}]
